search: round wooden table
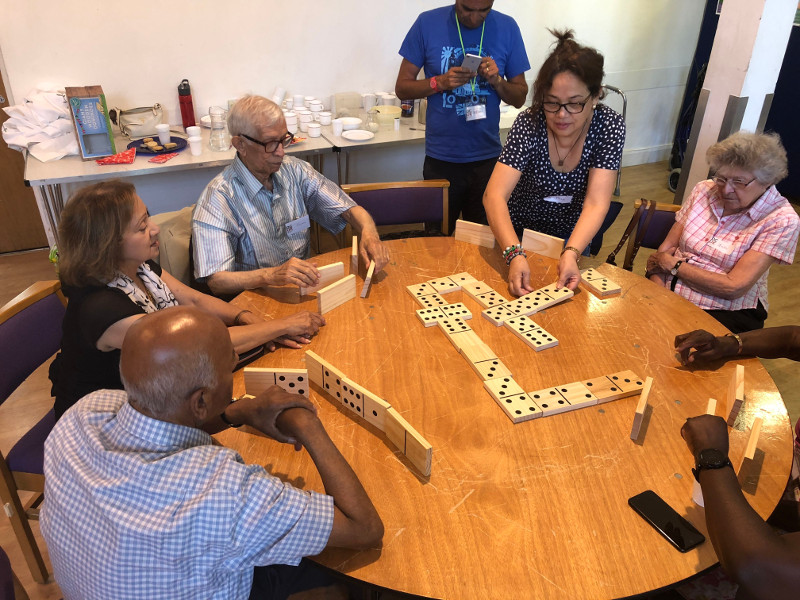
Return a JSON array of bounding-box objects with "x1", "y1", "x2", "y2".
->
[{"x1": 220, "y1": 237, "x2": 793, "y2": 600}]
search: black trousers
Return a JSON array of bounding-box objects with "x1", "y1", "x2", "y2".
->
[
  {"x1": 249, "y1": 558, "x2": 338, "y2": 600},
  {"x1": 423, "y1": 155, "x2": 498, "y2": 233},
  {"x1": 705, "y1": 300, "x2": 767, "y2": 334}
]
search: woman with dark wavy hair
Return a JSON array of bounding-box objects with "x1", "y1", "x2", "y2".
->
[
  {"x1": 51, "y1": 180, "x2": 325, "y2": 419},
  {"x1": 484, "y1": 29, "x2": 625, "y2": 296}
]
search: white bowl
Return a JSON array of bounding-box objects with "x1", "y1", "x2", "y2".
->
[{"x1": 339, "y1": 117, "x2": 362, "y2": 131}]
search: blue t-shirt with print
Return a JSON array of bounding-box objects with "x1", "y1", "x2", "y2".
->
[{"x1": 399, "y1": 5, "x2": 529, "y2": 163}]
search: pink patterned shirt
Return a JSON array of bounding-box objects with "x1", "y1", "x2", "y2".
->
[{"x1": 671, "y1": 180, "x2": 799, "y2": 311}]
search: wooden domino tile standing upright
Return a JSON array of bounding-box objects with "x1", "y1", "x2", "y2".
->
[
  {"x1": 454, "y1": 219, "x2": 495, "y2": 248},
  {"x1": 384, "y1": 408, "x2": 433, "y2": 477},
  {"x1": 317, "y1": 274, "x2": 356, "y2": 314},
  {"x1": 726, "y1": 364, "x2": 745, "y2": 426},
  {"x1": 360, "y1": 260, "x2": 376, "y2": 298},
  {"x1": 300, "y1": 262, "x2": 345, "y2": 295},
  {"x1": 350, "y1": 236, "x2": 358, "y2": 275},
  {"x1": 521, "y1": 228, "x2": 563, "y2": 260},
  {"x1": 738, "y1": 416, "x2": 763, "y2": 472},
  {"x1": 630, "y1": 376, "x2": 654, "y2": 440}
]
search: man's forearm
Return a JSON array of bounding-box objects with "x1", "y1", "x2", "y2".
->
[
  {"x1": 396, "y1": 77, "x2": 437, "y2": 101},
  {"x1": 492, "y1": 78, "x2": 527, "y2": 108},
  {"x1": 207, "y1": 269, "x2": 271, "y2": 296},
  {"x1": 700, "y1": 467, "x2": 800, "y2": 598},
  {"x1": 738, "y1": 326, "x2": 800, "y2": 361}
]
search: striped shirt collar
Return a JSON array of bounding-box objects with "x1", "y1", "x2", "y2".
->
[
  {"x1": 231, "y1": 155, "x2": 286, "y2": 201},
  {"x1": 116, "y1": 399, "x2": 212, "y2": 452}
]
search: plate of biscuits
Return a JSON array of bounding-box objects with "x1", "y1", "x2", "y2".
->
[{"x1": 127, "y1": 136, "x2": 188, "y2": 155}]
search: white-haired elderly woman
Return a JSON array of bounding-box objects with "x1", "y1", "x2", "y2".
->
[{"x1": 647, "y1": 131, "x2": 799, "y2": 333}]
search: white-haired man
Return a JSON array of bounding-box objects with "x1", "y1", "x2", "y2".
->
[
  {"x1": 41, "y1": 306, "x2": 383, "y2": 599},
  {"x1": 193, "y1": 95, "x2": 390, "y2": 297}
]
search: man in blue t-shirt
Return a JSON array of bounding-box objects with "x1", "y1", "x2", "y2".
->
[{"x1": 395, "y1": 0, "x2": 530, "y2": 231}]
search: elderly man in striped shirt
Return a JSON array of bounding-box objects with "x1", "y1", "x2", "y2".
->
[{"x1": 193, "y1": 94, "x2": 390, "y2": 297}]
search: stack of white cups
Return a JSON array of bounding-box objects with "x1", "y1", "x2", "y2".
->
[
  {"x1": 304, "y1": 96, "x2": 316, "y2": 108},
  {"x1": 309, "y1": 100, "x2": 323, "y2": 120},
  {"x1": 284, "y1": 112, "x2": 298, "y2": 134},
  {"x1": 293, "y1": 94, "x2": 305, "y2": 109},
  {"x1": 318, "y1": 111, "x2": 332, "y2": 125},
  {"x1": 362, "y1": 93, "x2": 377, "y2": 111},
  {"x1": 298, "y1": 111, "x2": 313, "y2": 132}
]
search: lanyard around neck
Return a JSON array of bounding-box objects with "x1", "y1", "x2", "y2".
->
[{"x1": 455, "y1": 13, "x2": 485, "y2": 95}]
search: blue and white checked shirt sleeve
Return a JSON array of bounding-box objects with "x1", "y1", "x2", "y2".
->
[
  {"x1": 40, "y1": 391, "x2": 334, "y2": 600},
  {"x1": 192, "y1": 156, "x2": 355, "y2": 281}
]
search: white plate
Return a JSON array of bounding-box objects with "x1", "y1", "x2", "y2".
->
[{"x1": 341, "y1": 129, "x2": 374, "y2": 142}]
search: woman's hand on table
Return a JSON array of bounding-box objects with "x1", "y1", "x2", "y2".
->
[
  {"x1": 507, "y1": 255, "x2": 534, "y2": 297},
  {"x1": 556, "y1": 253, "x2": 581, "y2": 291},
  {"x1": 360, "y1": 235, "x2": 390, "y2": 273},
  {"x1": 646, "y1": 250, "x2": 679, "y2": 275},
  {"x1": 267, "y1": 257, "x2": 321, "y2": 287}
]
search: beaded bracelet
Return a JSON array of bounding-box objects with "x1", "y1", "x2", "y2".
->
[
  {"x1": 502, "y1": 243, "x2": 524, "y2": 260},
  {"x1": 505, "y1": 248, "x2": 527, "y2": 266},
  {"x1": 560, "y1": 246, "x2": 582, "y2": 259}
]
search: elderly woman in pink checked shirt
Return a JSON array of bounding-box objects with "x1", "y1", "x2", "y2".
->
[{"x1": 646, "y1": 131, "x2": 799, "y2": 334}]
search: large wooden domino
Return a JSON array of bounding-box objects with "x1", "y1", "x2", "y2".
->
[
  {"x1": 416, "y1": 307, "x2": 448, "y2": 327},
  {"x1": 350, "y1": 236, "x2": 358, "y2": 275},
  {"x1": 484, "y1": 378, "x2": 542, "y2": 423},
  {"x1": 502, "y1": 290, "x2": 557, "y2": 317},
  {"x1": 303, "y1": 351, "x2": 326, "y2": 387},
  {"x1": 581, "y1": 268, "x2": 621, "y2": 296},
  {"x1": 437, "y1": 317, "x2": 472, "y2": 336},
  {"x1": 244, "y1": 367, "x2": 309, "y2": 396},
  {"x1": 441, "y1": 303, "x2": 472, "y2": 320},
  {"x1": 360, "y1": 260, "x2": 376, "y2": 298},
  {"x1": 384, "y1": 408, "x2": 433, "y2": 476},
  {"x1": 300, "y1": 262, "x2": 345, "y2": 295},
  {"x1": 727, "y1": 364, "x2": 745, "y2": 426},
  {"x1": 606, "y1": 371, "x2": 645, "y2": 395},
  {"x1": 521, "y1": 228, "x2": 563, "y2": 260},
  {"x1": 448, "y1": 272, "x2": 478, "y2": 286},
  {"x1": 454, "y1": 219, "x2": 495, "y2": 248},
  {"x1": 469, "y1": 358, "x2": 513, "y2": 381},
  {"x1": 537, "y1": 284, "x2": 575, "y2": 306},
  {"x1": 481, "y1": 305, "x2": 516, "y2": 326},
  {"x1": 527, "y1": 387, "x2": 571, "y2": 416},
  {"x1": 503, "y1": 319, "x2": 559, "y2": 351},
  {"x1": 407, "y1": 282, "x2": 438, "y2": 300},
  {"x1": 583, "y1": 374, "x2": 639, "y2": 403},
  {"x1": 427, "y1": 277, "x2": 460, "y2": 294},
  {"x1": 553, "y1": 382, "x2": 598, "y2": 410},
  {"x1": 317, "y1": 274, "x2": 356, "y2": 314},
  {"x1": 630, "y1": 376, "x2": 654, "y2": 440},
  {"x1": 461, "y1": 281, "x2": 500, "y2": 305}
]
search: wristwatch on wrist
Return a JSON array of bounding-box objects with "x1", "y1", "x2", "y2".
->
[
  {"x1": 430, "y1": 76, "x2": 439, "y2": 92},
  {"x1": 670, "y1": 260, "x2": 684, "y2": 276},
  {"x1": 692, "y1": 448, "x2": 733, "y2": 482}
]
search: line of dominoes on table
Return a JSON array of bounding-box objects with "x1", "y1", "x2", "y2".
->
[
  {"x1": 407, "y1": 271, "x2": 654, "y2": 428},
  {"x1": 243, "y1": 357, "x2": 432, "y2": 477}
]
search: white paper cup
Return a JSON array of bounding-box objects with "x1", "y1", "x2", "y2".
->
[
  {"x1": 331, "y1": 119, "x2": 344, "y2": 136},
  {"x1": 188, "y1": 136, "x2": 202, "y2": 156},
  {"x1": 272, "y1": 87, "x2": 286, "y2": 105},
  {"x1": 156, "y1": 124, "x2": 171, "y2": 145},
  {"x1": 318, "y1": 111, "x2": 332, "y2": 125},
  {"x1": 185, "y1": 125, "x2": 201, "y2": 138},
  {"x1": 307, "y1": 123, "x2": 321, "y2": 137}
]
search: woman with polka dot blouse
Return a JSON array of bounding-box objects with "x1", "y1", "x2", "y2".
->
[{"x1": 484, "y1": 29, "x2": 625, "y2": 296}]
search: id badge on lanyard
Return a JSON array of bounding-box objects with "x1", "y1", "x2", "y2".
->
[{"x1": 465, "y1": 95, "x2": 487, "y2": 121}]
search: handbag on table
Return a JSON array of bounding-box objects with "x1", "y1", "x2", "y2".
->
[{"x1": 109, "y1": 104, "x2": 163, "y2": 138}]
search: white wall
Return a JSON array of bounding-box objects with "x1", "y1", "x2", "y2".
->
[{"x1": 0, "y1": 0, "x2": 706, "y2": 212}]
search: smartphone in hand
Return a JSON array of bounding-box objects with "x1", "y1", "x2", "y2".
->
[
  {"x1": 628, "y1": 490, "x2": 705, "y2": 552},
  {"x1": 460, "y1": 53, "x2": 483, "y2": 73}
]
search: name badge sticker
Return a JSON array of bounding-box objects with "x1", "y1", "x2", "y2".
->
[
  {"x1": 286, "y1": 214, "x2": 310, "y2": 237},
  {"x1": 543, "y1": 195, "x2": 573, "y2": 204},
  {"x1": 707, "y1": 237, "x2": 732, "y2": 254}
]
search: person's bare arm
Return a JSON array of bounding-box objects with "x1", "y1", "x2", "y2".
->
[
  {"x1": 395, "y1": 58, "x2": 473, "y2": 100},
  {"x1": 648, "y1": 248, "x2": 776, "y2": 300},
  {"x1": 341, "y1": 206, "x2": 390, "y2": 272},
  {"x1": 682, "y1": 416, "x2": 800, "y2": 600},
  {"x1": 205, "y1": 257, "x2": 322, "y2": 296},
  {"x1": 483, "y1": 162, "x2": 531, "y2": 296},
  {"x1": 557, "y1": 168, "x2": 617, "y2": 290},
  {"x1": 675, "y1": 326, "x2": 800, "y2": 364},
  {"x1": 479, "y1": 56, "x2": 527, "y2": 107}
]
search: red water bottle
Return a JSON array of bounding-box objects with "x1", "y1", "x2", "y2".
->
[{"x1": 178, "y1": 79, "x2": 196, "y2": 130}]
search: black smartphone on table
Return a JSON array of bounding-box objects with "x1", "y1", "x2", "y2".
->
[{"x1": 628, "y1": 490, "x2": 705, "y2": 552}]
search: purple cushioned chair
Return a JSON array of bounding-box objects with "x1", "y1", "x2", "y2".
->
[
  {"x1": 0, "y1": 280, "x2": 66, "y2": 584},
  {"x1": 340, "y1": 179, "x2": 450, "y2": 237}
]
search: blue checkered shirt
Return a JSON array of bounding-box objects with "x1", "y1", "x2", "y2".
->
[
  {"x1": 192, "y1": 155, "x2": 355, "y2": 281},
  {"x1": 40, "y1": 390, "x2": 334, "y2": 600}
]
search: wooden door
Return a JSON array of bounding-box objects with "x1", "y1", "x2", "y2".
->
[{"x1": 0, "y1": 71, "x2": 47, "y2": 252}]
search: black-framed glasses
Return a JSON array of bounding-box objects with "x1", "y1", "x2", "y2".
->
[
  {"x1": 240, "y1": 132, "x2": 294, "y2": 153},
  {"x1": 542, "y1": 95, "x2": 591, "y2": 114},
  {"x1": 711, "y1": 174, "x2": 756, "y2": 190}
]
